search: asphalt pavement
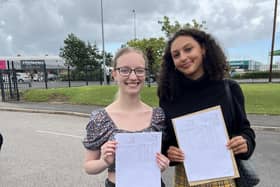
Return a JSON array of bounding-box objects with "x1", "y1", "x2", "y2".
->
[
  {"x1": 1, "y1": 101, "x2": 280, "y2": 186},
  {"x1": 0, "y1": 101, "x2": 279, "y2": 132}
]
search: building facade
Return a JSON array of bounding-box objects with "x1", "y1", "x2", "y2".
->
[{"x1": 0, "y1": 55, "x2": 66, "y2": 72}]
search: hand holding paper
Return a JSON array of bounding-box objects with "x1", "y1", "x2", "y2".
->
[
  {"x1": 167, "y1": 146, "x2": 185, "y2": 162},
  {"x1": 172, "y1": 106, "x2": 239, "y2": 185},
  {"x1": 100, "y1": 140, "x2": 117, "y2": 166},
  {"x1": 227, "y1": 135, "x2": 248, "y2": 155}
]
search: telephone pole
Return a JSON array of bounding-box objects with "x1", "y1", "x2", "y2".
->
[
  {"x1": 100, "y1": 0, "x2": 106, "y2": 85},
  {"x1": 132, "y1": 9, "x2": 136, "y2": 40}
]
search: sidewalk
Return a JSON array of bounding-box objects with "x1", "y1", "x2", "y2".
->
[{"x1": 0, "y1": 101, "x2": 279, "y2": 131}]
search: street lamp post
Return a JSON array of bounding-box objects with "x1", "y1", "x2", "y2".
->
[
  {"x1": 101, "y1": 0, "x2": 106, "y2": 85},
  {"x1": 269, "y1": 0, "x2": 278, "y2": 82},
  {"x1": 132, "y1": 9, "x2": 136, "y2": 40}
]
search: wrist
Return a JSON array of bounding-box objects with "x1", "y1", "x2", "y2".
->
[{"x1": 100, "y1": 158, "x2": 110, "y2": 168}]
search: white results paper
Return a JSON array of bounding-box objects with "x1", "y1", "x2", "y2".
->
[
  {"x1": 115, "y1": 132, "x2": 162, "y2": 187},
  {"x1": 172, "y1": 106, "x2": 235, "y2": 184}
]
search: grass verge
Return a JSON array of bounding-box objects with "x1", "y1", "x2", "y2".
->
[{"x1": 22, "y1": 83, "x2": 280, "y2": 115}]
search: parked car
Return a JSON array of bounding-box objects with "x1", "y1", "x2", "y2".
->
[
  {"x1": 47, "y1": 73, "x2": 58, "y2": 81},
  {"x1": 16, "y1": 73, "x2": 31, "y2": 82}
]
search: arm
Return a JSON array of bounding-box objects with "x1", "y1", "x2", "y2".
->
[
  {"x1": 159, "y1": 102, "x2": 182, "y2": 166},
  {"x1": 84, "y1": 149, "x2": 109, "y2": 174},
  {"x1": 84, "y1": 140, "x2": 117, "y2": 174},
  {"x1": 229, "y1": 80, "x2": 256, "y2": 159}
]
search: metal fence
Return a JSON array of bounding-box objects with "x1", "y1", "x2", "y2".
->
[{"x1": 0, "y1": 61, "x2": 20, "y2": 102}]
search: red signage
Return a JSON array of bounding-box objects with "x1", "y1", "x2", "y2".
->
[{"x1": 0, "y1": 60, "x2": 6, "y2": 70}]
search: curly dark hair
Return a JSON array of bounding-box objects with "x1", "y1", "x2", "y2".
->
[{"x1": 157, "y1": 28, "x2": 229, "y2": 101}]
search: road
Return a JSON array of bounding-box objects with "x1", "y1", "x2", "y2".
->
[{"x1": 0, "y1": 111, "x2": 279, "y2": 187}]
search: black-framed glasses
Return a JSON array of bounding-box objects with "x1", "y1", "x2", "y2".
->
[{"x1": 115, "y1": 67, "x2": 147, "y2": 77}]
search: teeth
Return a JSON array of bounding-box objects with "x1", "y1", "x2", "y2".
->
[{"x1": 125, "y1": 82, "x2": 139, "y2": 85}]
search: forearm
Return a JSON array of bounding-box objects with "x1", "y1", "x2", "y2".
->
[{"x1": 84, "y1": 159, "x2": 109, "y2": 174}]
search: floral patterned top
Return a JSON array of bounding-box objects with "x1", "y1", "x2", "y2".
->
[{"x1": 82, "y1": 107, "x2": 166, "y2": 172}]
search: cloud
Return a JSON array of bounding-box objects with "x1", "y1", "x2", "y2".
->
[{"x1": 0, "y1": 0, "x2": 278, "y2": 60}]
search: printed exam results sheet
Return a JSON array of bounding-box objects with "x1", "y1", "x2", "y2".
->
[
  {"x1": 172, "y1": 106, "x2": 238, "y2": 185},
  {"x1": 115, "y1": 132, "x2": 162, "y2": 187}
]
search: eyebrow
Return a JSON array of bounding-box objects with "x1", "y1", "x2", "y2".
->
[{"x1": 171, "y1": 43, "x2": 192, "y2": 54}]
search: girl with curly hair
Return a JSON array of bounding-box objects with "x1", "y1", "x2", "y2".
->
[{"x1": 158, "y1": 29, "x2": 256, "y2": 187}]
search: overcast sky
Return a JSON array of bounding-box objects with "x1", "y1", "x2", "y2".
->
[{"x1": 0, "y1": 0, "x2": 279, "y2": 63}]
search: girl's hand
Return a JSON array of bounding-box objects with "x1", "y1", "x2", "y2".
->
[
  {"x1": 100, "y1": 141, "x2": 117, "y2": 166},
  {"x1": 227, "y1": 136, "x2": 248, "y2": 155},
  {"x1": 156, "y1": 153, "x2": 170, "y2": 172},
  {"x1": 167, "y1": 146, "x2": 185, "y2": 162}
]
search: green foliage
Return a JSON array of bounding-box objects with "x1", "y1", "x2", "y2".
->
[
  {"x1": 59, "y1": 33, "x2": 90, "y2": 70},
  {"x1": 158, "y1": 16, "x2": 207, "y2": 38},
  {"x1": 126, "y1": 37, "x2": 165, "y2": 75},
  {"x1": 105, "y1": 52, "x2": 113, "y2": 66},
  {"x1": 232, "y1": 71, "x2": 280, "y2": 79},
  {"x1": 59, "y1": 33, "x2": 113, "y2": 82},
  {"x1": 59, "y1": 69, "x2": 101, "y2": 81},
  {"x1": 22, "y1": 84, "x2": 280, "y2": 115},
  {"x1": 86, "y1": 41, "x2": 102, "y2": 70}
]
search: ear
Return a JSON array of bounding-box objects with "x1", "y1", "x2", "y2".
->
[
  {"x1": 111, "y1": 70, "x2": 117, "y2": 80},
  {"x1": 201, "y1": 46, "x2": 206, "y2": 57}
]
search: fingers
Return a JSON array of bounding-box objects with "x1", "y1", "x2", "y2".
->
[
  {"x1": 227, "y1": 136, "x2": 248, "y2": 155},
  {"x1": 101, "y1": 141, "x2": 117, "y2": 155},
  {"x1": 167, "y1": 146, "x2": 184, "y2": 162},
  {"x1": 156, "y1": 153, "x2": 170, "y2": 172},
  {"x1": 100, "y1": 141, "x2": 117, "y2": 164}
]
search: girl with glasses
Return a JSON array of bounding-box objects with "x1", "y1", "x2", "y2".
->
[{"x1": 83, "y1": 47, "x2": 169, "y2": 187}]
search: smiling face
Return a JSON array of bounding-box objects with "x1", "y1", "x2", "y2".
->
[
  {"x1": 171, "y1": 36, "x2": 205, "y2": 80},
  {"x1": 112, "y1": 51, "x2": 146, "y2": 96}
]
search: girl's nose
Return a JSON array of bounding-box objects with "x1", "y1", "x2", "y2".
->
[
  {"x1": 180, "y1": 52, "x2": 189, "y2": 61},
  {"x1": 128, "y1": 70, "x2": 137, "y2": 79}
]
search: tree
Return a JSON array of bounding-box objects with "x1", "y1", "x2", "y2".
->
[
  {"x1": 105, "y1": 52, "x2": 113, "y2": 66},
  {"x1": 126, "y1": 37, "x2": 165, "y2": 76},
  {"x1": 158, "y1": 16, "x2": 207, "y2": 38},
  {"x1": 86, "y1": 42, "x2": 101, "y2": 69},
  {"x1": 59, "y1": 33, "x2": 89, "y2": 71}
]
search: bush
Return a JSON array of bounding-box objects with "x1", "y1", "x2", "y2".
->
[
  {"x1": 59, "y1": 69, "x2": 103, "y2": 81},
  {"x1": 232, "y1": 71, "x2": 280, "y2": 79}
]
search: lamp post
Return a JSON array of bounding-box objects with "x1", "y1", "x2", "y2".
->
[
  {"x1": 132, "y1": 9, "x2": 136, "y2": 40},
  {"x1": 101, "y1": 0, "x2": 106, "y2": 85},
  {"x1": 269, "y1": 0, "x2": 278, "y2": 82}
]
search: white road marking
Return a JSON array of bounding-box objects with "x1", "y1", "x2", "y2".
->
[{"x1": 36, "y1": 130, "x2": 83, "y2": 139}]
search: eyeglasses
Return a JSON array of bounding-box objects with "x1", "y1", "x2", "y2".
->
[{"x1": 115, "y1": 67, "x2": 147, "y2": 77}]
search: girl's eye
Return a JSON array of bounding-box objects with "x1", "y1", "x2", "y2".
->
[
  {"x1": 172, "y1": 53, "x2": 179, "y2": 59},
  {"x1": 184, "y1": 47, "x2": 192, "y2": 52}
]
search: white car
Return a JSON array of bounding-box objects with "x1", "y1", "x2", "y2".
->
[{"x1": 16, "y1": 73, "x2": 31, "y2": 82}]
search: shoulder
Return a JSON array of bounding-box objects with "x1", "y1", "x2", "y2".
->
[
  {"x1": 225, "y1": 79, "x2": 245, "y2": 104},
  {"x1": 226, "y1": 79, "x2": 239, "y2": 88},
  {"x1": 89, "y1": 109, "x2": 107, "y2": 124},
  {"x1": 151, "y1": 107, "x2": 166, "y2": 127},
  {"x1": 153, "y1": 107, "x2": 166, "y2": 120},
  {"x1": 83, "y1": 109, "x2": 113, "y2": 150},
  {"x1": 86, "y1": 108, "x2": 112, "y2": 131}
]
